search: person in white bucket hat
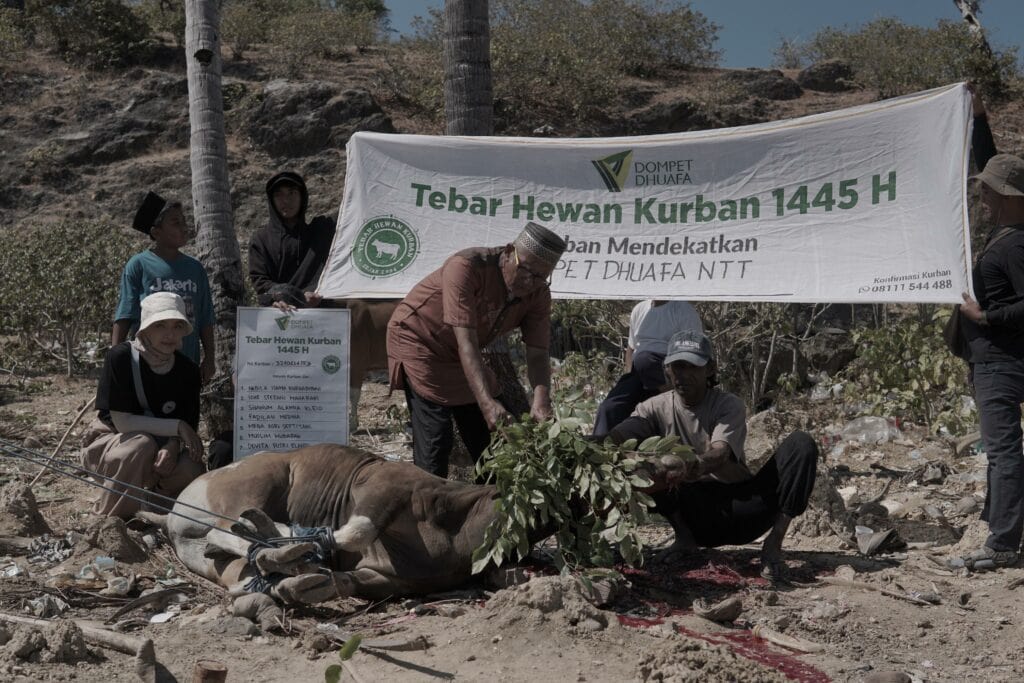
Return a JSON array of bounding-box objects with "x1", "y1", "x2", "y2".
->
[{"x1": 82, "y1": 292, "x2": 206, "y2": 518}]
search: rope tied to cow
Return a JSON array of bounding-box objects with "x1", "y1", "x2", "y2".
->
[{"x1": 243, "y1": 525, "x2": 337, "y2": 594}]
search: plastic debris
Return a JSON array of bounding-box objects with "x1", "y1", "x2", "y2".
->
[
  {"x1": 26, "y1": 594, "x2": 69, "y2": 618},
  {"x1": 2, "y1": 563, "x2": 26, "y2": 578},
  {"x1": 841, "y1": 416, "x2": 900, "y2": 445},
  {"x1": 28, "y1": 532, "x2": 75, "y2": 565},
  {"x1": 150, "y1": 611, "x2": 176, "y2": 624}
]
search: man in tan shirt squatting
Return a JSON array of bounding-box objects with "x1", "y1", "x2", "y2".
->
[{"x1": 387, "y1": 222, "x2": 568, "y2": 477}]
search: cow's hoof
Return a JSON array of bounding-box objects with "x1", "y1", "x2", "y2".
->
[
  {"x1": 232, "y1": 593, "x2": 283, "y2": 632},
  {"x1": 239, "y1": 508, "x2": 284, "y2": 538},
  {"x1": 254, "y1": 542, "x2": 317, "y2": 575},
  {"x1": 272, "y1": 573, "x2": 348, "y2": 604}
]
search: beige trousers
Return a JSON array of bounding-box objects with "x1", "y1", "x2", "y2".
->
[{"x1": 81, "y1": 421, "x2": 204, "y2": 518}]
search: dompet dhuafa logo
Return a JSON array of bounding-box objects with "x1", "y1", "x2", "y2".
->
[
  {"x1": 353, "y1": 216, "x2": 419, "y2": 277},
  {"x1": 592, "y1": 150, "x2": 633, "y2": 192}
]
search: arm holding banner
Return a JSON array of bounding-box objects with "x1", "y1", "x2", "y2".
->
[{"x1": 453, "y1": 325, "x2": 511, "y2": 430}]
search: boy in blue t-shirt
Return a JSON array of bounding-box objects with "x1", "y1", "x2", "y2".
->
[{"x1": 112, "y1": 192, "x2": 216, "y2": 383}]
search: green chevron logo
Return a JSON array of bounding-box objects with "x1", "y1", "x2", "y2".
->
[
  {"x1": 591, "y1": 150, "x2": 634, "y2": 192},
  {"x1": 275, "y1": 316, "x2": 290, "y2": 331}
]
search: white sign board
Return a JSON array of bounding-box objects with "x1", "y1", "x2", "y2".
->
[
  {"x1": 319, "y1": 83, "x2": 973, "y2": 304},
  {"x1": 234, "y1": 307, "x2": 350, "y2": 459}
]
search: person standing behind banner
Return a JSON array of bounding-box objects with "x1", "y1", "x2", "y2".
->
[
  {"x1": 950, "y1": 86, "x2": 1024, "y2": 570},
  {"x1": 113, "y1": 192, "x2": 216, "y2": 384},
  {"x1": 83, "y1": 293, "x2": 205, "y2": 518},
  {"x1": 248, "y1": 171, "x2": 336, "y2": 309},
  {"x1": 593, "y1": 300, "x2": 704, "y2": 438},
  {"x1": 387, "y1": 222, "x2": 567, "y2": 478}
]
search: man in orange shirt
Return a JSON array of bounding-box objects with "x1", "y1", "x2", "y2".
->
[{"x1": 387, "y1": 222, "x2": 567, "y2": 477}]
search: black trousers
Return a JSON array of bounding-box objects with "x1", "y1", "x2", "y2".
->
[
  {"x1": 592, "y1": 351, "x2": 666, "y2": 437},
  {"x1": 652, "y1": 431, "x2": 819, "y2": 548},
  {"x1": 974, "y1": 360, "x2": 1024, "y2": 552},
  {"x1": 404, "y1": 385, "x2": 507, "y2": 478}
]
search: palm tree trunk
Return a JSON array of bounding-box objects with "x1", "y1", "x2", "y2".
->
[
  {"x1": 442, "y1": 0, "x2": 530, "y2": 426},
  {"x1": 443, "y1": 0, "x2": 493, "y2": 136},
  {"x1": 184, "y1": 0, "x2": 244, "y2": 437}
]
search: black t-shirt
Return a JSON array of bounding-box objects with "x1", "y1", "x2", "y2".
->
[
  {"x1": 96, "y1": 343, "x2": 200, "y2": 431},
  {"x1": 968, "y1": 226, "x2": 1024, "y2": 362}
]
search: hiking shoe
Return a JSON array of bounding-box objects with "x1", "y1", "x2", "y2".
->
[{"x1": 947, "y1": 546, "x2": 1019, "y2": 571}]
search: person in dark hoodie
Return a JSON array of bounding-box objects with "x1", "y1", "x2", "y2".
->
[{"x1": 248, "y1": 171, "x2": 337, "y2": 308}]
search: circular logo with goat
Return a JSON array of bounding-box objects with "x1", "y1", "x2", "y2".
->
[{"x1": 352, "y1": 216, "x2": 419, "y2": 277}]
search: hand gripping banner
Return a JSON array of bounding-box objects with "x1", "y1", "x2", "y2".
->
[{"x1": 319, "y1": 83, "x2": 973, "y2": 303}]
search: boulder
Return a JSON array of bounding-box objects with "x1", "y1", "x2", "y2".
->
[
  {"x1": 721, "y1": 69, "x2": 802, "y2": 101},
  {"x1": 626, "y1": 99, "x2": 710, "y2": 134},
  {"x1": 247, "y1": 82, "x2": 394, "y2": 158},
  {"x1": 801, "y1": 328, "x2": 857, "y2": 376},
  {"x1": 797, "y1": 59, "x2": 857, "y2": 92}
]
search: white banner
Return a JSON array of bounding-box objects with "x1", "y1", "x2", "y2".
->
[
  {"x1": 319, "y1": 84, "x2": 973, "y2": 303},
  {"x1": 234, "y1": 307, "x2": 350, "y2": 459}
]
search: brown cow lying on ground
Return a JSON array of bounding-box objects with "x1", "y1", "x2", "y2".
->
[{"x1": 143, "y1": 443, "x2": 682, "y2": 604}]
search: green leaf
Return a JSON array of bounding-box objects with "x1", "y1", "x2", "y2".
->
[
  {"x1": 338, "y1": 634, "x2": 362, "y2": 661},
  {"x1": 324, "y1": 664, "x2": 342, "y2": 683},
  {"x1": 638, "y1": 436, "x2": 661, "y2": 451},
  {"x1": 548, "y1": 422, "x2": 562, "y2": 439}
]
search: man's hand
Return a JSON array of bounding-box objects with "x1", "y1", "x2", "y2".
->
[
  {"x1": 966, "y1": 81, "x2": 986, "y2": 117},
  {"x1": 176, "y1": 421, "x2": 204, "y2": 463},
  {"x1": 529, "y1": 387, "x2": 553, "y2": 422},
  {"x1": 665, "y1": 456, "x2": 702, "y2": 485},
  {"x1": 200, "y1": 354, "x2": 215, "y2": 384},
  {"x1": 481, "y1": 399, "x2": 512, "y2": 431},
  {"x1": 304, "y1": 291, "x2": 322, "y2": 307},
  {"x1": 961, "y1": 292, "x2": 987, "y2": 324},
  {"x1": 153, "y1": 438, "x2": 180, "y2": 477}
]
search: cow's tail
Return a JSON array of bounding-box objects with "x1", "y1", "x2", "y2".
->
[{"x1": 135, "y1": 511, "x2": 168, "y2": 530}]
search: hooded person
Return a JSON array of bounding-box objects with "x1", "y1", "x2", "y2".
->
[
  {"x1": 84, "y1": 292, "x2": 206, "y2": 518},
  {"x1": 248, "y1": 171, "x2": 337, "y2": 308},
  {"x1": 387, "y1": 221, "x2": 567, "y2": 478}
]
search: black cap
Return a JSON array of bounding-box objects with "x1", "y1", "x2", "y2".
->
[
  {"x1": 132, "y1": 191, "x2": 167, "y2": 235},
  {"x1": 265, "y1": 171, "x2": 306, "y2": 195},
  {"x1": 514, "y1": 221, "x2": 567, "y2": 267}
]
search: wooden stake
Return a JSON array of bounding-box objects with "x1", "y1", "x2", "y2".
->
[
  {"x1": 28, "y1": 396, "x2": 95, "y2": 488},
  {"x1": 192, "y1": 660, "x2": 227, "y2": 682}
]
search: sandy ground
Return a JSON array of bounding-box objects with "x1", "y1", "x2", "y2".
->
[{"x1": 2, "y1": 375, "x2": 1024, "y2": 682}]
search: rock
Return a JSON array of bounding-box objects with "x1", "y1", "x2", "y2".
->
[
  {"x1": 692, "y1": 596, "x2": 743, "y2": 623},
  {"x1": 863, "y1": 673, "x2": 911, "y2": 683},
  {"x1": 0, "y1": 483, "x2": 52, "y2": 537},
  {"x1": 43, "y1": 621, "x2": 89, "y2": 664},
  {"x1": 87, "y1": 517, "x2": 148, "y2": 563},
  {"x1": 792, "y1": 470, "x2": 854, "y2": 538},
  {"x1": 2, "y1": 627, "x2": 45, "y2": 661},
  {"x1": 62, "y1": 115, "x2": 162, "y2": 166},
  {"x1": 797, "y1": 59, "x2": 857, "y2": 92},
  {"x1": 626, "y1": 99, "x2": 708, "y2": 134},
  {"x1": 801, "y1": 329, "x2": 857, "y2": 376},
  {"x1": 247, "y1": 82, "x2": 393, "y2": 158},
  {"x1": 720, "y1": 69, "x2": 803, "y2": 101},
  {"x1": 208, "y1": 616, "x2": 260, "y2": 638}
]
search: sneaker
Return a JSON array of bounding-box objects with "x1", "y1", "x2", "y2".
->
[{"x1": 947, "y1": 546, "x2": 1019, "y2": 571}]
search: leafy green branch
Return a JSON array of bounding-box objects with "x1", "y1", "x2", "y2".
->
[{"x1": 471, "y1": 417, "x2": 693, "y2": 574}]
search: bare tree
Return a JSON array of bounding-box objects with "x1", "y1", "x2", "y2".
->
[{"x1": 184, "y1": 0, "x2": 244, "y2": 435}]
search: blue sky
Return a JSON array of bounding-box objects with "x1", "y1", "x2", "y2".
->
[{"x1": 382, "y1": 0, "x2": 1023, "y2": 69}]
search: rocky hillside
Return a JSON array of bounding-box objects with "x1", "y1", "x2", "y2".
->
[{"x1": 2, "y1": 41, "x2": 1023, "y2": 250}]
